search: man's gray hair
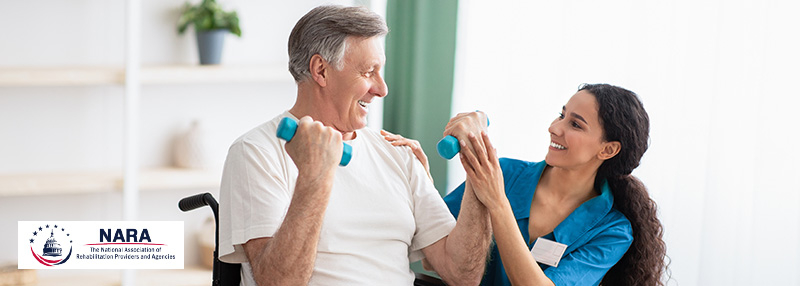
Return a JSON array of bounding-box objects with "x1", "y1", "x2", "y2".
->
[{"x1": 288, "y1": 5, "x2": 388, "y2": 83}]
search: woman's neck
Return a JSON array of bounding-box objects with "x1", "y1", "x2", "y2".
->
[{"x1": 539, "y1": 164, "x2": 599, "y2": 205}]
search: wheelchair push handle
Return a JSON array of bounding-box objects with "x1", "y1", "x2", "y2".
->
[{"x1": 179, "y1": 192, "x2": 217, "y2": 212}]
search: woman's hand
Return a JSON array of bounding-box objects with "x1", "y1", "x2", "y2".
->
[
  {"x1": 459, "y1": 131, "x2": 506, "y2": 210},
  {"x1": 443, "y1": 111, "x2": 489, "y2": 157},
  {"x1": 381, "y1": 130, "x2": 433, "y2": 182}
]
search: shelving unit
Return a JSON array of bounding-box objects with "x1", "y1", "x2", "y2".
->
[
  {"x1": 0, "y1": 5, "x2": 291, "y2": 285},
  {"x1": 0, "y1": 64, "x2": 291, "y2": 199}
]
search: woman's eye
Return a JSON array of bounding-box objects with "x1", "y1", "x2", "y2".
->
[
  {"x1": 558, "y1": 112, "x2": 565, "y2": 119},
  {"x1": 571, "y1": 121, "x2": 582, "y2": 129}
]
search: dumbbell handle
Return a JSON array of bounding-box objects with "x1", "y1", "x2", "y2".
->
[
  {"x1": 277, "y1": 117, "x2": 353, "y2": 166},
  {"x1": 437, "y1": 114, "x2": 490, "y2": 159}
]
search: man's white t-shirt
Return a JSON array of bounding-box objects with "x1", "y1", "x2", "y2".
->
[{"x1": 218, "y1": 111, "x2": 457, "y2": 285}]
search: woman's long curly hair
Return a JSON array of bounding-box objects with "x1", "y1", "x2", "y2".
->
[{"x1": 579, "y1": 84, "x2": 669, "y2": 285}]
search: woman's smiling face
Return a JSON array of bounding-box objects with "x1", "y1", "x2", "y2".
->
[{"x1": 545, "y1": 90, "x2": 612, "y2": 170}]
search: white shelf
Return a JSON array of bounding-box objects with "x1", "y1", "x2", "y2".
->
[
  {"x1": 0, "y1": 168, "x2": 221, "y2": 197},
  {"x1": 0, "y1": 65, "x2": 293, "y2": 87}
]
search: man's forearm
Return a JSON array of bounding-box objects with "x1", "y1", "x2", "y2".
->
[
  {"x1": 444, "y1": 183, "x2": 493, "y2": 284},
  {"x1": 245, "y1": 171, "x2": 334, "y2": 285}
]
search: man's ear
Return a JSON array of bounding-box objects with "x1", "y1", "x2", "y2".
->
[
  {"x1": 309, "y1": 54, "x2": 328, "y2": 87},
  {"x1": 598, "y1": 141, "x2": 621, "y2": 160}
]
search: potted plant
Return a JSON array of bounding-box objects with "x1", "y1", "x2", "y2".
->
[{"x1": 177, "y1": 0, "x2": 242, "y2": 65}]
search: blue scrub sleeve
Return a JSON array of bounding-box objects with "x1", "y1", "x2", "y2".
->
[
  {"x1": 442, "y1": 181, "x2": 466, "y2": 218},
  {"x1": 544, "y1": 220, "x2": 633, "y2": 286}
]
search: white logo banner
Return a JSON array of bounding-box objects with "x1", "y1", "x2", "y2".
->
[{"x1": 18, "y1": 221, "x2": 184, "y2": 269}]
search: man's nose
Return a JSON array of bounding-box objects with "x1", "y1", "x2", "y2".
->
[{"x1": 371, "y1": 74, "x2": 388, "y2": 98}]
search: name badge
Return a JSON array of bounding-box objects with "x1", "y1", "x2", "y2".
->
[{"x1": 530, "y1": 237, "x2": 567, "y2": 267}]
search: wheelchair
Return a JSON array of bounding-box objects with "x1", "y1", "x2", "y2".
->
[{"x1": 179, "y1": 192, "x2": 446, "y2": 286}]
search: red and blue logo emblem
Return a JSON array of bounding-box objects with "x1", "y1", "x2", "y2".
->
[{"x1": 28, "y1": 223, "x2": 72, "y2": 266}]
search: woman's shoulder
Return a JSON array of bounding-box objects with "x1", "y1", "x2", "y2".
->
[
  {"x1": 498, "y1": 157, "x2": 545, "y2": 171},
  {"x1": 605, "y1": 207, "x2": 633, "y2": 233},
  {"x1": 589, "y1": 205, "x2": 633, "y2": 247},
  {"x1": 498, "y1": 158, "x2": 546, "y2": 184}
]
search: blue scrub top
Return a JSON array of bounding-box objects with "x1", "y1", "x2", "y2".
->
[{"x1": 444, "y1": 159, "x2": 633, "y2": 286}]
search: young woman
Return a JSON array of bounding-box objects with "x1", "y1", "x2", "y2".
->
[{"x1": 384, "y1": 84, "x2": 667, "y2": 285}]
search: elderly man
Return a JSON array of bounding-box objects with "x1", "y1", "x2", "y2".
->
[{"x1": 218, "y1": 5, "x2": 491, "y2": 285}]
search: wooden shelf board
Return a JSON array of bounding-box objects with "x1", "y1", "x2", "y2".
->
[
  {"x1": 0, "y1": 168, "x2": 220, "y2": 197},
  {"x1": 0, "y1": 65, "x2": 293, "y2": 87},
  {"x1": 0, "y1": 67, "x2": 124, "y2": 86}
]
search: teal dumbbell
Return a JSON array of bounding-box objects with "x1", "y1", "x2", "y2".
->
[
  {"x1": 437, "y1": 114, "x2": 489, "y2": 159},
  {"x1": 277, "y1": 117, "x2": 353, "y2": 166},
  {"x1": 437, "y1": 136, "x2": 461, "y2": 159}
]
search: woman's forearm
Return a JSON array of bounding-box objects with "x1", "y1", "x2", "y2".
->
[{"x1": 488, "y1": 200, "x2": 554, "y2": 286}]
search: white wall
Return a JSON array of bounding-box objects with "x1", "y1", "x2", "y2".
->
[
  {"x1": 0, "y1": 0, "x2": 363, "y2": 268},
  {"x1": 451, "y1": 1, "x2": 800, "y2": 285}
]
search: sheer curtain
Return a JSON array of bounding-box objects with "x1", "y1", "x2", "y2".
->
[{"x1": 449, "y1": 1, "x2": 800, "y2": 285}]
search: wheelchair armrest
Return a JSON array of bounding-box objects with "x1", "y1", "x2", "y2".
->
[{"x1": 413, "y1": 272, "x2": 447, "y2": 286}]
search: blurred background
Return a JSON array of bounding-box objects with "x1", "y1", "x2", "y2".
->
[{"x1": 1, "y1": 0, "x2": 799, "y2": 285}]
